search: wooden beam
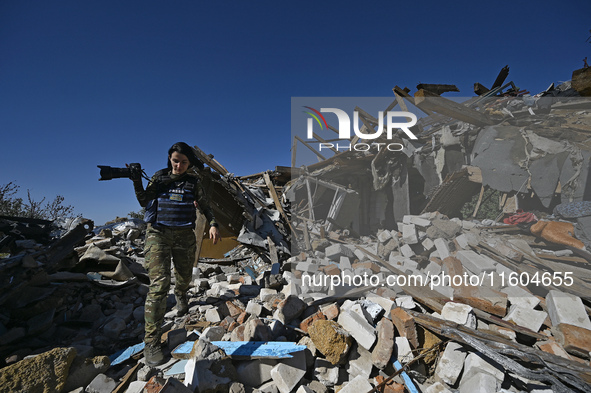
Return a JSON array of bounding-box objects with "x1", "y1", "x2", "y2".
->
[
  {"x1": 294, "y1": 135, "x2": 326, "y2": 161},
  {"x1": 192, "y1": 145, "x2": 229, "y2": 175},
  {"x1": 414, "y1": 89, "x2": 493, "y2": 127},
  {"x1": 393, "y1": 85, "x2": 434, "y2": 116},
  {"x1": 474, "y1": 82, "x2": 490, "y2": 96},
  {"x1": 472, "y1": 185, "x2": 486, "y2": 218},
  {"x1": 291, "y1": 137, "x2": 297, "y2": 168},
  {"x1": 416, "y1": 83, "x2": 459, "y2": 95},
  {"x1": 263, "y1": 172, "x2": 297, "y2": 236}
]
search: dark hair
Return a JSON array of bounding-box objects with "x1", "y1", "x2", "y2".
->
[{"x1": 167, "y1": 142, "x2": 203, "y2": 171}]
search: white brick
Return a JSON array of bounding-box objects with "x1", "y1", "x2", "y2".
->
[
  {"x1": 205, "y1": 308, "x2": 222, "y2": 323},
  {"x1": 546, "y1": 290, "x2": 591, "y2": 330},
  {"x1": 462, "y1": 352, "x2": 505, "y2": 382},
  {"x1": 409, "y1": 216, "x2": 432, "y2": 227},
  {"x1": 441, "y1": 302, "x2": 476, "y2": 329},
  {"x1": 433, "y1": 238, "x2": 450, "y2": 259},
  {"x1": 459, "y1": 372, "x2": 499, "y2": 393},
  {"x1": 424, "y1": 381, "x2": 453, "y2": 393},
  {"x1": 338, "y1": 375, "x2": 373, "y2": 393},
  {"x1": 503, "y1": 305, "x2": 547, "y2": 332},
  {"x1": 347, "y1": 344, "x2": 373, "y2": 379},
  {"x1": 236, "y1": 359, "x2": 276, "y2": 387},
  {"x1": 313, "y1": 358, "x2": 338, "y2": 386},
  {"x1": 455, "y1": 234, "x2": 469, "y2": 249},
  {"x1": 500, "y1": 286, "x2": 539, "y2": 309},
  {"x1": 259, "y1": 288, "x2": 277, "y2": 302},
  {"x1": 395, "y1": 296, "x2": 416, "y2": 309},
  {"x1": 377, "y1": 230, "x2": 392, "y2": 243},
  {"x1": 402, "y1": 224, "x2": 418, "y2": 244},
  {"x1": 435, "y1": 342, "x2": 466, "y2": 385},
  {"x1": 423, "y1": 260, "x2": 442, "y2": 277},
  {"x1": 270, "y1": 351, "x2": 307, "y2": 393},
  {"x1": 456, "y1": 250, "x2": 496, "y2": 275},
  {"x1": 421, "y1": 237, "x2": 435, "y2": 251},
  {"x1": 400, "y1": 244, "x2": 415, "y2": 258},
  {"x1": 337, "y1": 310, "x2": 376, "y2": 350},
  {"x1": 246, "y1": 300, "x2": 263, "y2": 316},
  {"x1": 394, "y1": 336, "x2": 413, "y2": 363},
  {"x1": 325, "y1": 243, "x2": 354, "y2": 259},
  {"x1": 339, "y1": 256, "x2": 352, "y2": 270},
  {"x1": 365, "y1": 293, "x2": 395, "y2": 314}
]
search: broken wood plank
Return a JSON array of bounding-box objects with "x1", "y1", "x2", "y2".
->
[
  {"x1": 112, "y1": 363, "x2": 140, "y2": 393},
  {"x1": 263, "y1": 172, "x2": 297, "y2": 236},
  {"x1": 294, "y1": 135, "x2": 327, "y2": 161},
  {"x1": 416, "y1": 83, "x2": 459, "y2": 95},
  {"x1": 414, "y1": 89, "x2": 493, "y2": 127},
  {"x1": 472, "y1": 185, "x2": 486, "y2": 218},
  {"x1": 393, "y1": 85, "x2": 434, "y2": 116},
  {"x1": 474, "y1": 82, "x2": 490, "y2": 96}
]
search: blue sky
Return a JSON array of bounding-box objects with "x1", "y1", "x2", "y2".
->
[{"x1": 1, "y1": 1, "x2": 589, "y2": 225}]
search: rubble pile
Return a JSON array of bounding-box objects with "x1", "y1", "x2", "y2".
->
[{"x1": 1, "y1": 66, "x2": 591, "y2": 392}]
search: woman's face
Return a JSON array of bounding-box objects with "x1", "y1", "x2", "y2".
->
[{"x1": 169, "y1": 151, "x2": 190, "y2": 175}]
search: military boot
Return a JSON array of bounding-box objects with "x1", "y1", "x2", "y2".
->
[
  {"x1": 175, "y1": 295, "x2": 189, "y2": 317},
  {"x1": 144, "y1": 342, "x2": 164, "y2": 366}
]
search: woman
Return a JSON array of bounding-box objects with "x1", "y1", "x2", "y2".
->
[{"x1": 132, "y1": 142, "x2": 220, "y2": 366}]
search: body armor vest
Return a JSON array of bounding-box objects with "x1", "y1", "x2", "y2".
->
[{"x1": 150, "y1": 174, "x2": 198, "y2": 228}]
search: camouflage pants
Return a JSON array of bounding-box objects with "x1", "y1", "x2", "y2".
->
[{"x1": 143, "y1": 225, "x2": 196, "y2": 345}]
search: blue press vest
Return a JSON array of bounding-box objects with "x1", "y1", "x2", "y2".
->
[{"x1": 149, "y1": 176, "x2": 198, "y2": 228}]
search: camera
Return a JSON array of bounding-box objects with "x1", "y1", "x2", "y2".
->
[{"x1": 98, "y1": 163, "x2": 142, "y2": 181}]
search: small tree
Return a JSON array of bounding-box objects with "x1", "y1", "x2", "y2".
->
[
  {"x1": 0, "y1": 182, "x2": 76, "y2": 220},
  {"x1": 0, "y1": 182, "x2": 23, "y2": 216},
  {"x1": 128, "y1": 208, "x2": 145, "y2": 220}
]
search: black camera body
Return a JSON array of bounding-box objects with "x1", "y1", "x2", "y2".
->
[{"x1": 98, "y1": 163, "x2": 142, "y2": 181}]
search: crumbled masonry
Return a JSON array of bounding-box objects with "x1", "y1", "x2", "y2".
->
[{"x1": 1, "y1": 66, "x2": 591, "y2": 392}]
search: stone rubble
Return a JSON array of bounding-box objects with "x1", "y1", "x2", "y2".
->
[{"x1": 2, "y1": 69, "x2": 591, "y2": 392}]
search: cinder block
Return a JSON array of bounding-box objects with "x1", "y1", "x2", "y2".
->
[
  {"x1": 325, "y1": 244, "x2": 354, "y2": 259},
  {"x1": 503, "y1": 305, "x2": 547, "y2": 333},
  {"x1": 236, "y1": 359, "x2": 277, "y2": 387},
  {"x1": 339, "y1": 256, "x2": 352, "y2": 270},
  {"x1": 246, "y1": 300, "x2": 263, "y2": 316},
  {"x1": 313, "y1": 358, "x2": 339, "y2": 386},
  {"x1": 402, "y1": 224, "x2": 418, "y2": 244},
  {"x1": 85, "y1": 374, "x2": 118, "y2": 393},
  {"x1": 455, "y1": 234, "x2": 469, "y2": 249},
  {"x1": 441, "y1": 302, "x2": 476, "y2": 329},
  {"x1": 456, "y1": 250, "x2": 496, "y2": 275},
  {"x1": 337, "y1": 310, "x2": 376, "y2": 350},
  {"x1": 394, "y1": 336, "x2": 413, "y2": 363},
  {"x1": 462, "y1": 352, "x2": 505, "y2": 382},
  {"x1": 434, "y1": 342, "x2": 466, "y2": 385},
  {"x1": 400, "y1": 244, "x2": 415, "y2": 258},
  {"x1": 377, "y1": 230, "x2": 393, "y2": 243},
  {"x1": 347, "y1": 343, "x2": 373, "y2": 379},
  {"x1": 500, "y1": 285, "x2": 539, "y2": 309},
  {"x1": 422, "y1": 238, "x2": 435, "y2": 251},
  {"x1": 546, "y1": 290, "x2": 591, "y2": 330},
  {"x1": 459, "y1": 372, "x2": 499, "y2": 393},
  {"x1": 433, "y1": 238, "x2": 450, "y2": 259},
  {"x1": 424, "y1": 381, "x2": 453, "y2": 393},
  {"x1": 337, "y1": 375, "x2": 373, "y2": 393},
  {"x1": 270, "y1": 350, "x2": 307, "y2": 393},
  {"x1": 205, "y1": 308, "x2": 222, "y2": 323}
]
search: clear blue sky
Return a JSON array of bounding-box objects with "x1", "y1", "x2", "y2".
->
[{"x1": 1, "y1": 0, "x2": 589, "y2": 225}]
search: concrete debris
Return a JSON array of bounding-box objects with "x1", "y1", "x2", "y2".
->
[{"x1": 2, "y1": 67, "x2": 591, "y2": 393}]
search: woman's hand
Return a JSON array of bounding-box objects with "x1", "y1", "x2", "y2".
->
[{"x1": 209, "y1": 226, "x2": 220, "y2": 244}]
